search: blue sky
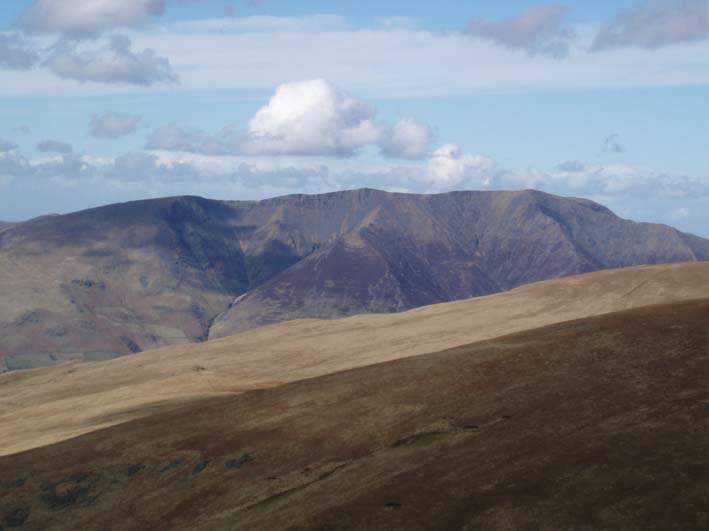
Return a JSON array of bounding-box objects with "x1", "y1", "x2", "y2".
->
[
  {"x1": 0, "y1": 1, "x2": 644, "y2": 29},
  {"x1": 0, "y1": 0, "x2": 708, "y2": 236}
]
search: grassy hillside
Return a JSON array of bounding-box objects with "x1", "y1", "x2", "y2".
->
[
  {"x1": 1, "y1": 298, "x2": 708, "y2": 530},
  {"x1": 2, "y1": 262, "x2": 709, "y2": 457}
]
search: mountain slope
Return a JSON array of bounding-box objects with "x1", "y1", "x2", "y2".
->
[
  {"x1": 1, "y1": 189, "x2": 708, "y2": 368},
  {"x1": 2, "y1": 298, "x2": 708, "y2": 530},
  {"x1": 211, "y1": 189, "x2": 709, "y2": 336},
  {"x1": 2, "y1": 262, "x2": 709, "y2": 457}
]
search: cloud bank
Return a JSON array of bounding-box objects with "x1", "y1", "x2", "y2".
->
[{"x1": 2, "y1": 140, "x2": 707, "y2": 202}]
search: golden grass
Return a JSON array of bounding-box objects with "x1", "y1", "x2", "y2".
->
[{"x1": 2, "y1": 262, "x2": 709, "y2": 456}]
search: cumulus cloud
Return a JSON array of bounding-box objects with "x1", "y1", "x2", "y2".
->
[
  {"x1": 245, "y1": 78, "x2": 382, "y2": 157},
  {"x1": 592, "y1": 0, "x2": 709, "y2": 51},
  {"x1": 603, "y1": 134, "x2": 625, "y2": 154},
  {"x1": 0, "y1": 34, "x2": 41, "y2": 70},
  {"x1": 90, "y1": 111, "x2": 142, "y2": 138},
  {"x1": 464, "y1": 4, "x2": 576, "y2": 58},
  {"x1": 44, "y1": 34, "x2": 178, "y2": 86},
  {"x1": 148, "y1": 79, "x2": 433, "y2": 159},
  {"x1": 37, "y1": 139, "x2": 74, "y2": 154},
  {"x1": 21, "y1": 0, "x2": 167, "y2": 38}
]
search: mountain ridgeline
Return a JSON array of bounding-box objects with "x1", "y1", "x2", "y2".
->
[{"x1": 1, "y1": 189, "x2": 707, "y2": 370}]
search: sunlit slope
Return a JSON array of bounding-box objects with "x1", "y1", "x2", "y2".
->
[
  {"x1": 1, "y1": 261, "x2": 709, "y2": 456},
  {"x1": 1, "y1": 298, "x2": 708, "y2": 530}
]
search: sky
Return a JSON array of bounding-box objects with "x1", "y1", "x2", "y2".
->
[{"x1": 0, "y1": 0, "x2": 708, "y2": 236}]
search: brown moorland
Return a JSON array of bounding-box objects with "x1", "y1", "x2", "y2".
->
[
  {"x1": 1, "y1": 298, "x2": 708, "y2": 530},
  {"x1": 2, "y1": 262, "x2": 709, "y2": 457}
]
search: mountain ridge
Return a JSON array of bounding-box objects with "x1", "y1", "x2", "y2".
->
[{"x1": 1, "y1": 188, "x2": 708, "y2": 369}]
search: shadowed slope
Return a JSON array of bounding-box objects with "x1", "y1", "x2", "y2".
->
[
  {"x1": 1, "y1": 299, "x2": 708, "y2": 530},
  {"x1": 1, "y1": 262, "x2": 709, "y2": 457}
]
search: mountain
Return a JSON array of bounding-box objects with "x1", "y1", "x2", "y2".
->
[
  {"x1": 2, "y1": 262, "x2": 709, "y2": 457},
  {"x1": 2, "y1": 297, "x2": 708, "y2": 530},
  {"x1": 1, "y1": 189, "x2": 708, "y2": 370}
]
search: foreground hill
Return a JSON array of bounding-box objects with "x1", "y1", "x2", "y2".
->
[
  {"x1": 1, "y1": 298, "x2": 707, "y2": 530},
  {"x1": 1, "y1": 189, "x2": 708, "y2": 369},
  {"x1": 2, "y1": 262, "x2": 709, "y2": 457}
]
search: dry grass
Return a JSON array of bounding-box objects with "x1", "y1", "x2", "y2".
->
[
  {"x1": 1, "y1": 262, "x2": 709, "y2": 456},
  {"x1": 1, "y1": 297, "x2": 708, "y2": 530}
]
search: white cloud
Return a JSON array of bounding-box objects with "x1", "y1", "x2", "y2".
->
[
  {"x1": 90, "y1": 111, "x2": 142, "y2": 138},
  {"x1": 426, "y1": 144, "x2": 495, "y2": 187},
  {"x1": 44, "y1": 34, "x2": 178, "y2": 86},
  {"x1": 21, "y1": 0, "x2": 167, "y2": 37},
  {"x1": 148, "y1": 79, "x2": 433, "y2": 159},
  {"x1": 464, "y1": 4, "x2": 576, "y2": 58},
  {"x1": 245, "y1": 78, "x2": 381, "y2": 157},
  {"x1": 592, "y1": 0, "x2": 709, "y2": 51}
]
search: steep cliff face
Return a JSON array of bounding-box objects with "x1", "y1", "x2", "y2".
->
[{"x1": 1, "y1": 188, "x2": 707, "y2": 368}]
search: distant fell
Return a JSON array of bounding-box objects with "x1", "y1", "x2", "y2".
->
[{"x1": 1, "y1": 189, "x2": 707, "y2": 369}]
